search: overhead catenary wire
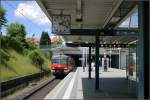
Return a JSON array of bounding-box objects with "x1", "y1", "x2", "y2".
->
[
  {"x1": 5, "y1": 1, "x2": 41, "y2": 30},
  {"x1": 5, "y1": 1, "x2": 47, "y2": 33}
]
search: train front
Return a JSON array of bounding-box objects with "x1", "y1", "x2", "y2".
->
[{"x1": 49, "y1": 55, "x2": 72, "y2": 76}]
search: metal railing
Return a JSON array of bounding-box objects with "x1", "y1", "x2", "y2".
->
[{"x1": 1, "y1": 71, "x2": 50, "y2": 93}]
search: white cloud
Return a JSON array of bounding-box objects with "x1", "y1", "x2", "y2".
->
[{"x1": 15, "y1": 1, "x2": 51, "y2": 25}]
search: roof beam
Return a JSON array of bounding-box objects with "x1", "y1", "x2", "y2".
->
[
  {"x1": 115, "y1": 5, "x2": 138, "y2": 28},
  {"x1": 105, "y1": 1, "x2": 137, "y2": 28},
  {"x1": 56, "y1": 29, "x2": 138, "y2": 36},
  {"x1": 103, "y1": 0, "x2": 123, "y2": 28},
  {"x1": 65, "y1": 42, "x2": 131, "y2": 48},
  {"x1": 36, "y1": 0, "x2": 52, "y2": 21}
]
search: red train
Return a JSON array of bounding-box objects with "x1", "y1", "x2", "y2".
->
[{"x1": 49, "y1": 55, "x2": 74, "y2": 76}]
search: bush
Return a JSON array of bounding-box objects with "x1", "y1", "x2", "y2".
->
[
  {"x1": 1, "y1": 36, "x2": 24, "y2": 53},
  {"x1": 26, "y1": 43, "x2": 37, "y2": 50},
  {"x1": 8, "y1": 37, "x2": 24, "y2": 53},
  {"x1": 49, "y1": 50, "x2": 53, "y2": 59},
  {"x1": 0, "y1": 49, "x2": 10, "y2": 64},
  {"x1": 23, "y1": 43, "x2": 37, "y2": 55},
  {"x1": 23, "y1": 48, "x2": 29, "y2": 55},
  {"x1": 1, "y1": 35, "x2": 37, "y2": 54},
  {"x1": 0, "y1": 36, "x2": 10, "y2": 48},
  {"x1": 44, "y1": 50, "x2": 53, "y2": 60},
  {"x1": 29, "y1": 50, "x2": 44, "y2": 67}
]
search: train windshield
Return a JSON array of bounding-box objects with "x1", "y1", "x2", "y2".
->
[
  {"x1": 52, "y1": 59, "x2": 68, "y2": 64},
  {"x1": 60, "y1": 59, "x2": 68, "y2": 64},
  {"x1": 52, "y1": 59, "x2": 60, "y2": 64}
]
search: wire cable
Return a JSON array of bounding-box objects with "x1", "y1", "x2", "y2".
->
[{"x1": 5, "y1": 1, "x2": 48, "y2": 32}]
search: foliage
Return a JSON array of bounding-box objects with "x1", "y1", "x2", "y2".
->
[
  {"x1": 29, "y1": 50, "x2": 44, "y2": 67},
  {"x1": 0, "y1": 6, "x2": 7, "y2": 29},
  {"x1": 0, "y1": 49, "x2": 41, "y2": 81},
  {"x1": 3, "y1": 23, "x2": 37, "y2": 52},
  {"x1": 7, "y1": 23, "x2": 26, "y2": 40},
  {"x1": 44, "y1": 50, "x2": 53, "y2": 60},
  {"x1": 22, "y1": 43, "x2": 37, "y2": 55},
  {"x1": 40, "y1": 32, "x2": 51, "y2": 48},
  {"x1": 0, "y1": 36, "x2": 10, "y2": 48},
  {"x1": 0, "y1": 49, "x2": 10, "y2": 64},
  {"x1": 4, "y1": 23, "x2": 32, "y2": 53},
  {"x1": 22, "y1": 48, "x2": 29, "y2": 55},
  {"x1": 26, "y1": 42, "x2": 37, "y2": 51},
  {"x1": 0, "y1": 8, "x2": 52, "y2": 81},
  {"x1": 0, "y1": 35, "x2": 32, "y2": 53},
  {"x1": 8, "y1": 37, "x2": 24, "y2": 53},
  {"x1": 48, "y1": 50, "x2": 53, "y2": 59},
  {"x1": 1, "y1": 36, "x2": 24, "y2": 52}
]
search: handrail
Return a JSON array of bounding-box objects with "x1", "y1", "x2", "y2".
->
[{"x1": 1, "y1": 71, "x2": 50, "y2": 93}]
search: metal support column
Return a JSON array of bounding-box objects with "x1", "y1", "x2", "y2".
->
[
  {"x1": 109, "y1": 49, "x2": 112, "y2": 68},
  {"x1": 118, "y1": 48, "x2": 121, "y2": 69},
  {"x1": 138, "y1": 1, "x2": 149, "y2": 99},
  {"x1": 86, "y1": 47, "x2": 88, "y2": 67},
  {"x1": 95, "y1": 35, "x2": 99, "y2": 90},
  {"x1": 82, "y1": 47, "x2": 85, "y2": 72},
  {"x1": 89, "y1": 46, "x2": 91, "y2": 79}
]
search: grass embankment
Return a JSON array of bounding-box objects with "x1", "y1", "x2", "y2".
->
[{"x1": 0, "y1": 49, "x2": 51, "y2": 81}]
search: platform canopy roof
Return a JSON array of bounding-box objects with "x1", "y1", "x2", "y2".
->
[{"x1": 37, "y1": 0, "x2": 138, "y2": 45}]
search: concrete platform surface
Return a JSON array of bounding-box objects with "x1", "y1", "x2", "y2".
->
[{"x1": 44, "y1": 67, "x2": 137, "y2": 100}]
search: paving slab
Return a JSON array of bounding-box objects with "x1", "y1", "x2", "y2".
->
[{"x1": 44, "y1": 67, "x2": 137, "y2": 100}]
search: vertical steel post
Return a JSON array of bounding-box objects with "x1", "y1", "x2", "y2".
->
[
  {"x1": 119, "y1": 48, "x2": 121, "y2": 69},
  {"x1": 110, "y1": 49, "x2": 112, "y2": 68},
  {"x1": 86, "y1": 47, "x2": 88, "y2": 68},
  {"x1": 95, "y1": 35, "x2": 99, "y2": 90},
  {"x1": 89, "y1": 46, "x2": 91, "y2": 79},
  {"x1": 138, "y1": 1, "x2": 149, "y2": 99},
  {"x1": 82, "y1": 47, "x2": 85, "y2": 71}
]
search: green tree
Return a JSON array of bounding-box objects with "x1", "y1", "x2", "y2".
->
[
  {"x1": 0, "y1": 6, "x2": 7, "y2": 30},
  {"x1": 29, "y1": 50, "x2": 44, "y2": 67},
  {"x1": 7, "y1": 23, "x2": 26, "y2": 38},
  {"x1": 6, "y1": 23, "x2": 28, "y2": 53},
  {"x1": 7, "y1": 23, "x2": 27, "y2": 45},
  {"x1": 40, "y1": 32, "x2": 51, "y2": 48}
]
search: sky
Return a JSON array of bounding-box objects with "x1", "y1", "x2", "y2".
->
[
  {"x1": 119, "y1": 9, "x2": 138, "y2": 28},
  {"x1": 1, "y1": 0, "x2": 53, "y2": 39}
]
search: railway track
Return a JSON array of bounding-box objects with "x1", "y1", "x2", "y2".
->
[{"x1": 23, "y1": 79, "x2": 61, "y2": 99}]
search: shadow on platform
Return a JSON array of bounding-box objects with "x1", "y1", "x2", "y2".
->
[{"x1": 82, "y1": 77, "x2": 137, "y2": 100}]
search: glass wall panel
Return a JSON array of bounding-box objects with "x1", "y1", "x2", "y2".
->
[{"x1": 126, "y1": 43, "x2": 138, "y2": 98}]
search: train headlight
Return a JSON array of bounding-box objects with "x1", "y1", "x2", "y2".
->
[{"x1": 64, "y1": 67, "x2": 68, "y2": 70}]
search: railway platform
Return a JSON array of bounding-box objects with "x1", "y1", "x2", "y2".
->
[{"x1": 44, "y1": 67, "x2": 136, "y2": 99}]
